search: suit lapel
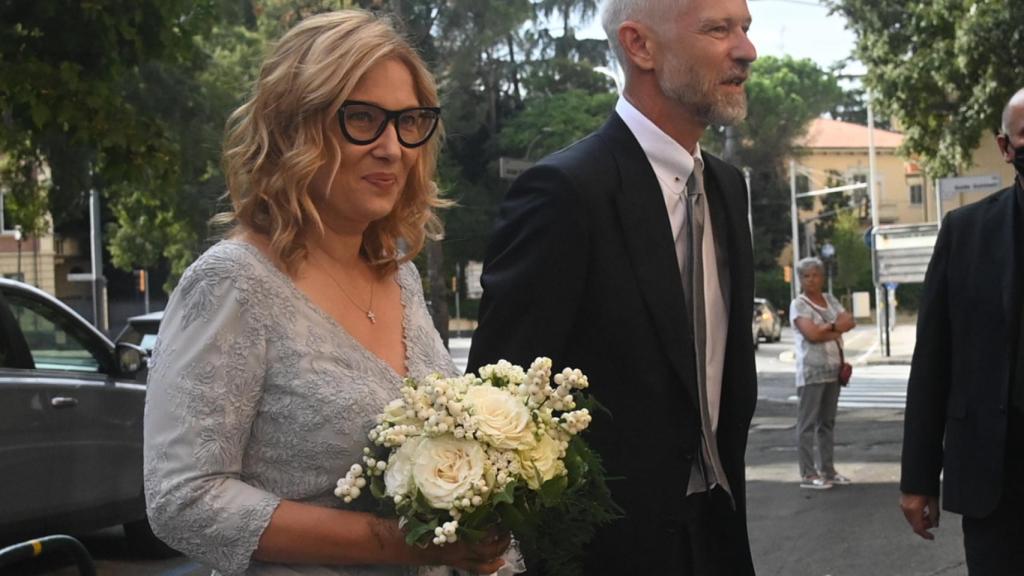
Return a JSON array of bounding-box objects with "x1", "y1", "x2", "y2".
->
[
  {"x1": 703, "y1": 158, "x2": 734, "y2": 314},
  {"x1": 990, "y1": 188, "x2": 1020, "y2": 335},
  {"x1": 599, "y1": 114, "x2": 700, "y2": 406}
]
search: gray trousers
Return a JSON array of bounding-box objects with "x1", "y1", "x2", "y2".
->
[{"x1": 796, "y1": 381, "x2": 841, "y2": 478}]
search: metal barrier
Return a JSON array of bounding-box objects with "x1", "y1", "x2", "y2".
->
[{"x1": 0, "y1": 534, "x2": 96, "y2": 576}]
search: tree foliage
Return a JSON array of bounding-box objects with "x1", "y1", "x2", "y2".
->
[
  {"x1": 723, "y1": 56, "x2": 843, "y2": 271},
  {"x1": 829, "y1": 0, "x2": 1024, "y2": 176},
  {"x1": 0, "y1": 0, "x2": 230, "y2": 291}
]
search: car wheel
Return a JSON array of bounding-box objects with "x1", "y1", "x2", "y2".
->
[{"x1": 124, "y1": 517, "x2": 179, "y2": 558}]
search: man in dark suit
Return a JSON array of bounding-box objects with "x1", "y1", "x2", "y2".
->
[
  {"x1": 900, "y1": 87, "x2": 1024, "y2": 574},
  {"x1": 468, "y1": 0, "x2": 758, "y2": 572}
]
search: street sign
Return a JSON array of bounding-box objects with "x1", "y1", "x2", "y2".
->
[
  {"x1": 464, "y1": 260, "x2": 484, "y2": 300},
  {"x1": 872, "y1": 224, "x2": 938, "y2": 284},
  {"x1": 938, "y1": 174, "x2": 1002, "y2": 200},
  {"x1": 498, "y1": 157, "x2": 533, "y2": 180}
]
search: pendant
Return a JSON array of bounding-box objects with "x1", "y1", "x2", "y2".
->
[{"x1": 367, "y1": 310, "x2": 377, "y2": 324}]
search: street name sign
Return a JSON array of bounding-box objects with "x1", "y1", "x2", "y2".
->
[
  {"x1": 498, "y1": 157, "x2": 532, "y2": 180},
  {"x1": 873, "y1": 223, "x2": 939, "y2": 284},
  {"x1": 938, "y1": 174, "x2": 1002, "y2": 200}
]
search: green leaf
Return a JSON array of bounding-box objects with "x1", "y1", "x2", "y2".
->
[
  {"x1": 538, "y1": 474, "x2": 568, "y2": 506},
  {"x1": 369, "y1": 474, "x2": 386, "y2": 500},
  {"x1": 404, "y1": 517, "x2": 439, "y2": 546},
  {"x1": 491, "y1": 480, "x2": 517, "y2": 505}
]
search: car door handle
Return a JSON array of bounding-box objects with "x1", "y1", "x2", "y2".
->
[{"x1": 51, "y1": 397, "x2": 79, "y2": 408}]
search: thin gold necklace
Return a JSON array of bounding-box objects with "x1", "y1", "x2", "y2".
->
[{"x1": 315, "y1": 253, "x2": 377, "y2": 325}]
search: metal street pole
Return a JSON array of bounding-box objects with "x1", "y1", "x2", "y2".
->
[
  {"x1": 89, "y1": 189, "x2": 108, "y2": 333},
  {"x1": 867, "y1": 90, "x2": 886, "y2": 356},
  {"x1": 934, "y1": 177, "x2": 943, "y2": 228},
  {"x1": 14, "y1": 225, "x2": 22, "y2": 281},
  {"x1": 790, "y1": 159, "x2": 801, "y2": 298}
]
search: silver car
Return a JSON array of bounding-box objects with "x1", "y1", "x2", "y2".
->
[{"x1": 0, "y1": 279, "x2": 169, "y2": 554}]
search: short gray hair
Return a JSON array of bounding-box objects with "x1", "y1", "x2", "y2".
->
[
  {"x1": 601, "y1": 0, "x2": 678, "y2": 70},
  {"x1": 796, "y1": 257, "x2": 824, "y2": 277},
  {"x1": 1002, "y1": 87, "x2": 1024, "y2": 135}
]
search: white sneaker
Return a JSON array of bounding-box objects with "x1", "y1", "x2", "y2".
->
[
  {"x1": 800, "y1": 476, "x2": 833, "y2": 490},
  {"x1": 826, "y1": 473, "x2": 852, "y2": 486}
]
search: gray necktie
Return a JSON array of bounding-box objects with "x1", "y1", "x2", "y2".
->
[{"x1": 684, "y1": 169, "x2": 732, "y2": 499}]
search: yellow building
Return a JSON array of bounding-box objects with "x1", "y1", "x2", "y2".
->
[
  {"x1": 794, "y1": 117, "x2": 1017, "y2": 226},
  {"x1": 0, "y1": 201, "x2": 91, "y2": 299}
]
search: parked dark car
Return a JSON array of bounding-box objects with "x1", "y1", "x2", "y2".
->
[
  {"x1": 0, "y1": 279, "x2": 170, "y2": 554},
  {"x1": 754, "y1": 297, "x2": 783, "y2": 343},
  {"x1": 114, "y1": 310, "x2": 164, "y2": 356}
]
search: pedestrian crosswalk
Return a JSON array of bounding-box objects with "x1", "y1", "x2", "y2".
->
[{"x1": 786, "y1": 365, "x2": 911, "y2": 409}]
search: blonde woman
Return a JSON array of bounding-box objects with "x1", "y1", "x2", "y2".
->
[{"x1": 143, "y1": 11, "x2": 508, "y2": 575}]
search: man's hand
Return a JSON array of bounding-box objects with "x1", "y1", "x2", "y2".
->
[{"x1": 900, "y1": 492, "x2": 940, "y2": 540}]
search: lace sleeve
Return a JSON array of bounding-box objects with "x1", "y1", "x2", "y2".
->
[{"x1": 144, "y1": 250, "x2": 281, "y2": 576}]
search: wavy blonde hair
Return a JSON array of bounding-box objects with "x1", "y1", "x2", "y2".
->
[{"x1": 219, "y1": 9, "x2": 446, "y2": 276}]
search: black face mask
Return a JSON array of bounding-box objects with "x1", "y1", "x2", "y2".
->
[{"x1": 1008, "y1": 140, "x2": 1024, "y2": 178}]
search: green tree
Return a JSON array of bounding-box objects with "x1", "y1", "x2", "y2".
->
[
  {"x1": 720, "y1": 56, "x2": 843, "y2": 271},
  {"x1": 831, "y1": 211, "x2": 872, "y2": 298},
  {"x1": 829, "y1": 0, "x2": 1024, "y2": 176},
  {"x1": 0, "y1": 0, "x2": 229, "y2": 290}
]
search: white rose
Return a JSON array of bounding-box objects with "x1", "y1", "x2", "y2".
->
[
  {"x1": 519, "y1": 432, "x2": 565, "y2": 490},
  {"x1": 464, "y1": 385, "x2": 536, "y2": 450},
  {"x1": 384, "y1": 437, "x2": 423, "y2": 498},
  {"x1": 412, "y1": 436, "x2": 486, "y2": 509}
]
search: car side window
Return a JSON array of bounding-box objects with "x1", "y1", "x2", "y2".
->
[{"x1": 3, "y1": 291, "x2": 104, "y2": 373}]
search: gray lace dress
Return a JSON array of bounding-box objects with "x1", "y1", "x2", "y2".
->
[{"x1": 143, "y1": 240, "x2": 458, "y2": 576}]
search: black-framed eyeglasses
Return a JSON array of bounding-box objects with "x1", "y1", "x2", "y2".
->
[{"x1": 337, "y1": 100, "x2": 441, "y2": 148}]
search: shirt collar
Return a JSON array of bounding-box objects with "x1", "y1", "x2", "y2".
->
[{"x1": 616, "y1": 97, "x2": 703, "y2": 190}]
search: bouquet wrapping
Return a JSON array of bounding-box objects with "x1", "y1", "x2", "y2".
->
[{"x1": 335, "y1": 357, "x2": 618, "y2": 575}]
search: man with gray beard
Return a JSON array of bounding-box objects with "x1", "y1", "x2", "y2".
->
[{"x1": 469, "y1": 0, "x2": 759, "y2": 573}]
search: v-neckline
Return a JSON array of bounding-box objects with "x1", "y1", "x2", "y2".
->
[{"x1": 227, "y1": 239, "x2": 411, "y2": 380}]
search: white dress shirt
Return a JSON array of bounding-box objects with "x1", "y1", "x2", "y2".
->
[{"x1": 615, "y1": 97, "x2": 729, "y2": 434}]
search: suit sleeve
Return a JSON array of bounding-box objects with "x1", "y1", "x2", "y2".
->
[
  {"x1": 899, "y1": 215, "x2": 954, "y2": 498},
  {"x1": 467, "y1": 163, "x2": 590, "y2": 373}
]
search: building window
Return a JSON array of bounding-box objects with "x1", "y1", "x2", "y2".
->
[
  {"x1": 910, "y1": 184, "x2": 923, "y2": 205},
  {"x1": 0, "y1": 191, "x2": 15, "y2": 234}
]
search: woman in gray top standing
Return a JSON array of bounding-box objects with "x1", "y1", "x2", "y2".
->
[
  {"x1": 143, "y1": 10, "x2": 508, "y2": 576},
  {"x1": 789, "y1": 257, "x2": 856, "y2": 490}
]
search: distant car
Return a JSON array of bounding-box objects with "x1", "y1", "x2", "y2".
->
[
  {"x1": 114, "y1": 310, "x2": 164, "y2": 356},
  {"x1": 0, "y1": 279, "x2": 171, "y2": 554},
  {"x1": 754, "y1": 297, "x2": 783, "y2": 343}
]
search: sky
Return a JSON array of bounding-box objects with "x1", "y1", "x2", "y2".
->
[{"x1": 578, "y1": 0, "x2": 864, "y2": 75}]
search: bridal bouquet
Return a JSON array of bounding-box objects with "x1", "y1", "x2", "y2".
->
[{"x1": 335, "y1": 357, "x2": 618, "y2": 575}]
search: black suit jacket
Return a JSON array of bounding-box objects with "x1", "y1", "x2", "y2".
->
[
  {"x1": 468, "y1": 113, "x2": 757, "y2": 572},
  {"x1": 900, "y1": 183, "x2": 1023, "y2": 517}
]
